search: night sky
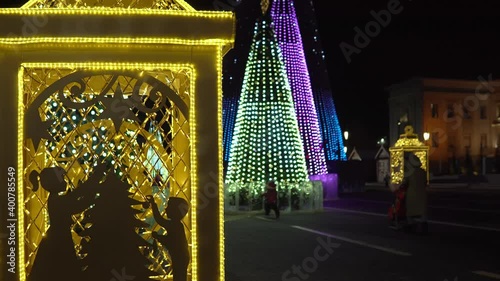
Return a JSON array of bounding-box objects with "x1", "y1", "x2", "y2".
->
[
  {"x1": 2, "y1": 0, "x2": 500, "y2": 149},
  {"x1": 311, "y1": 0, "x2": 500, "y2": 149}
]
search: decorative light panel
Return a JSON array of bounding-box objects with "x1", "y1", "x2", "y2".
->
[{"x1": 19, "y1": 63, "x2": 194, "y2": 281}]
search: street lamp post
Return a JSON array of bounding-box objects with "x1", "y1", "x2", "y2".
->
[
  {"x1": 423, "y1": 131, "x2": 432, "y2": 175},
  {"x1": 343, "y1": 131, "x2": 349, "y2": 159},
  {"x1": 423, "y1": 132, "x2": 430, "y2": 142}
]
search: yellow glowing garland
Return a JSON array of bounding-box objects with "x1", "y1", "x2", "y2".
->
[
  {"x1": 2, "y1": 0, "x2": 233, "y2": 278},
  {"x1": 18, "y1": 62, "x2": 202, "y2": 281},
  {"x1": 0, "y1": 7, "x2": 231, "y2": 18},
  {"x1": 389, "y1": 126, "x2": 429, "y2": 184},
  {"x1": 21, "y1": 0, "x2": 197, "y2": 11}
]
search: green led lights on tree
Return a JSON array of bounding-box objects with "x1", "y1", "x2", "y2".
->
[{"x1": 225, "y1": 9, "x2": 308, "y2": 185}]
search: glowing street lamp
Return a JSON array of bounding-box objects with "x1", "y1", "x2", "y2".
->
[
  {"x1": 343, "y1": 131, "x2": 349, "y2": 159},
  {"x1": 423, "y1": 132, "x2": 430, "y2": 141}
]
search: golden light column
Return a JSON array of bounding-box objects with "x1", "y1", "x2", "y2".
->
[{"x1": 0, "y1": 1, "x2": 234, "y2": 281}]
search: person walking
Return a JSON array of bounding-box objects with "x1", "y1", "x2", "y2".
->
[
  {"x1": 401, "y1": 152, "x2": 428, "y2": 234},
  {"x1": 262, "y1": 181, "x2": 280, "y2": 219}
]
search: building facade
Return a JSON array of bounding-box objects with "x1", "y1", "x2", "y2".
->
[{"x1": 388, "y1": 77, "x2": 500, "y2": 175}]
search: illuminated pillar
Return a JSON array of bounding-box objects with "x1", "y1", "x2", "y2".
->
[{"x1": 0, "y1": 1, "x2": 234, "y2": 281}]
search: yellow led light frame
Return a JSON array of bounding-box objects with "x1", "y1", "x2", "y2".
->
[
  {"x1": 216, "y1": 47, "x2": 225, "y2": 281},
  {"x1": 389, "y1": 125, "x2": 430, "y2": 185},
  {"x1": 0, "y1": 37, "x2": 234, "y2": 47},
  {"x1": 389, "y1": 147, "x2": 429, "y2": 184},
  {"x1": 17, "y1": 61, "x2": 202, "y2": 281},
  {"x1": 21, "y1": 0, "x2": 198, "y2": 12},
  {"x1": 0, "y1": 7, "x2": 233, "y2": 19}
]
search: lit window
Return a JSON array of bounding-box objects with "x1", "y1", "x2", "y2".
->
[
  {"x1": 480, "y1": 106, "x2": 487, "y2": 119},
  {"x1": 448, "y1": 135, "x2": 456, "y2": 151},
  {"x1": 432, "y1": 132, "x2": 439, "y2": 147},
  {"x1": 481, "y1": 134, "x2": 487, "y2": 148},
  {"x1": 447, "y1": 104, "x2": 455, "y2": 118},
  {"x1": 463, "y1": 135, "x2": 471, "y2": 148},
  {"x1": 431, "y1": 103, "x2": 438, "y2": 118},
  {"x1": 462, "y1": 105, "x2": 471, "y2": 119}
]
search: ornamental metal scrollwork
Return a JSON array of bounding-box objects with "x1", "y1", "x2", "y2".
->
[
  {"x1": 23, "y1": 68, "x2": 192, "y2": 281},
  {"x1": 25, "y1": 70, "x2": 188, "y2": 147}
]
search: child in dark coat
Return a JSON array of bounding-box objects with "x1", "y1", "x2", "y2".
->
[{"x1": 262, "y1": 181, "x2": 280, "y2": 219}]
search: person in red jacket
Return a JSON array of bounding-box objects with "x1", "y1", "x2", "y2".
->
[{"x1": 262, "y1": 181, "x2": 280, "y2": 219}]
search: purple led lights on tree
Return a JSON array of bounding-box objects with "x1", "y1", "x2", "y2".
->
[
  {"x1": 270, "y1": 0, "x2": 328, "y2": 175},
  {"x1": 295, "y1": 0, "x2": 347, "y2": 162}
]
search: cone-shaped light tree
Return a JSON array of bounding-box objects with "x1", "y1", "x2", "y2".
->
[
  {"x1": 294, "y1": 0, "x2": 347, "y2": 161},
  {"x1": 270, "y1": 0, "x2": 328, "y2": 175},
  {"x1": 314, "y1": 89, "x2": 347, "y2": 161},
  {"x1": 225, "y1": 3, "x2": 308, "y2": 185}
]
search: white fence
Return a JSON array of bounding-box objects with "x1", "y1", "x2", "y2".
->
[{"x1": 224, "y1": 181, "x2": 323, "y2": 213}]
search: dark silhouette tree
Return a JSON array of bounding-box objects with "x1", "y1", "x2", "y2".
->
[{"x1": 79, "y1": 166, "x2": 156, "y2": 281}]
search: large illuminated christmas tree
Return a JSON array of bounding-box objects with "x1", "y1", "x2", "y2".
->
[
  {"x1": 294, "y1": 0, "x2": 347, "y2": 161},
  {"x1": 270, "y1": 0, "x2": 328, "y2": 175},
  {"x1": 225, "y1": 2, "x2": 308, "y2": 185}
]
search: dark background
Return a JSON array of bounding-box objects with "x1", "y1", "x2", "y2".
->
[{"x1": 3, "y1": 0, "x2": 500, "y2": 149}]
